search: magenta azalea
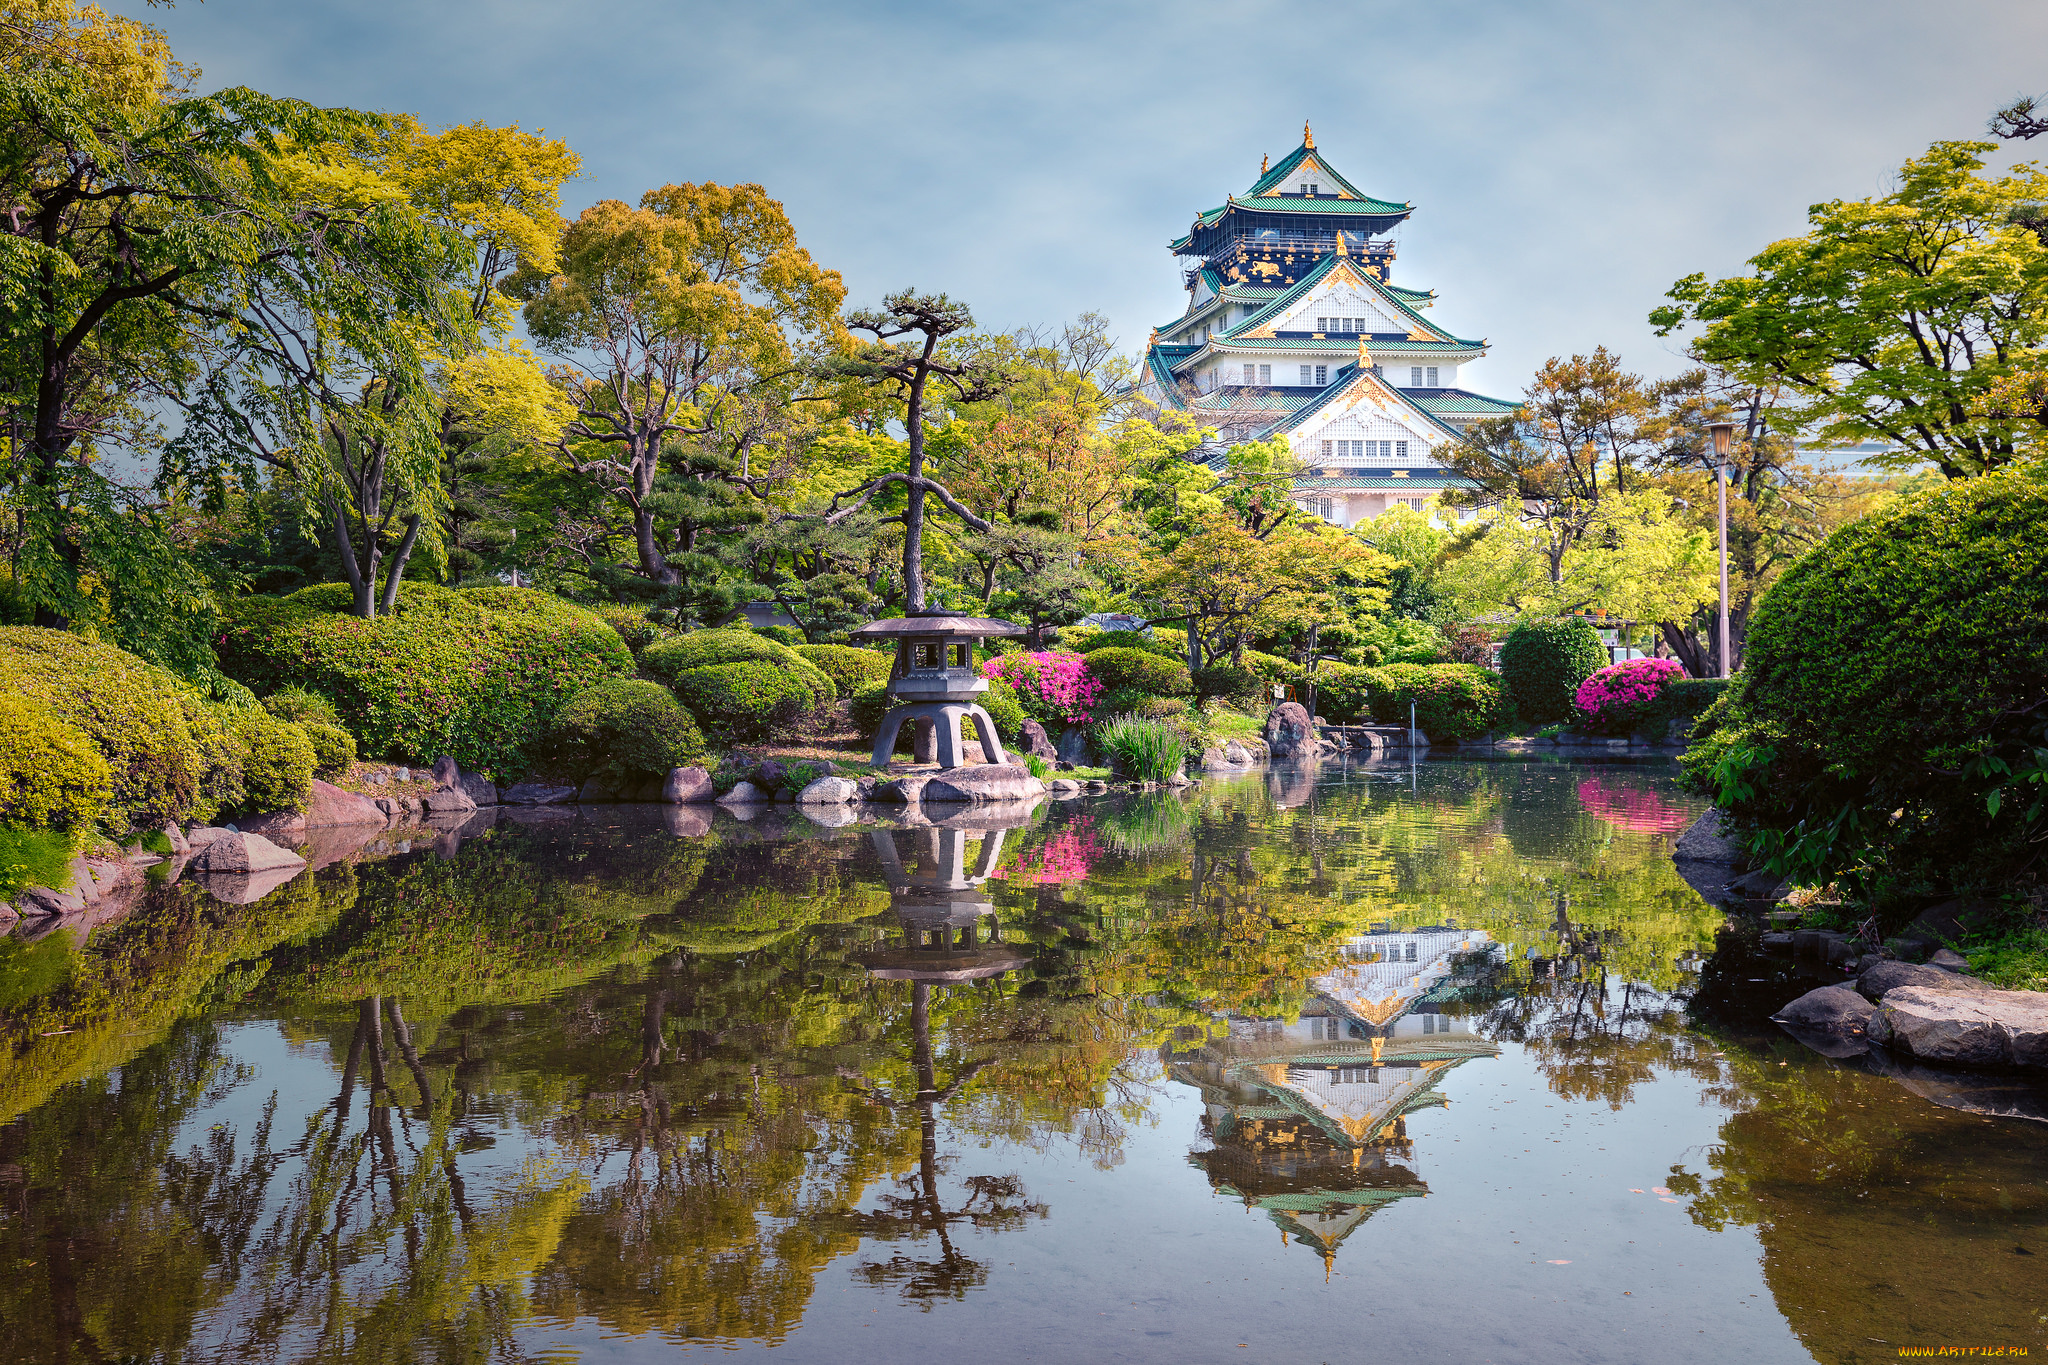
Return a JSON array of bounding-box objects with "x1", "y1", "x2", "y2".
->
[
  {"x1": 1574, "y1": 657, "x2": 1684, "y2": 734},
  {"x1": 1576, "y1": 772, "x2": 1695, "y2": 835},
  {"x1": 983, "y1": 649, "x2": 1102, "y2": 726}
]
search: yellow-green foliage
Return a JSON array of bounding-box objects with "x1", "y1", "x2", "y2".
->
[
  {"x1": 218, "y1": 583, "x2": 634, "y2": 778},
  {"x1": 298, "y1": 721, "x2": 357, "y2": 780},
  {"x1": 225, "y1": 708, "x2": 316, "y2": 814},
  {"x1": 792, "y1": 643, "x2": 892, "y2": 693},
  {"x1": 0, "y1": 695, "x2": 111, "y2": 834},
  {"x1": 548, "y1": 679, "x2": 705, "y2": 780},
  {"x1": 668, "y1": 661, "x2": 819, "y2": 741},
  {"x1": 643, "y1": 629, "x2": 836, "y2": 709},
  {"x1": 1084, "y1": 647, "x2": 1193, "y2": 697},
  {"x1": 0, "y1": 628, "x2": 198, "y2": 830},
  {"x1": 176, "y1": 693, "x2": 244, "y2": 825}
]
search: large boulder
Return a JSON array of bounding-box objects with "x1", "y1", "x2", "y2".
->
[
  {"x1": 1056, "y1": 726, "x2": 1091, "y2": 766},
  {"x1": 1772, "y1": 984, "x2": 1875, "y2": 1035},
  {"x1": 457, "y1": 771, "x2": 498, "y2": 806},
  {"x1": 870, "y1": 774, "x2": 932, "y2": 805},
  {"x1": 1854, "y1": 960, "x2": 1981, "y2": 1002},
  {"x1": 1223, "y1": 740, "x2": 1255, "y2": 765},
  {"x1": 796, "y1": 775, "x2": 860, "y2": 805},
  {"x1": 1673, "y1": 810, "x2": 1747, "y2": 868},
  {"x1": 717, "y1": 780, "x2": 768, "y2": 806},
  {"x1": 921, "y1": 765, "x2": 1045, "y2": 804},
  {"x1": 663, "y1": 765, "x2": 714, "y2": 804},
  {"x1": 236, "y1": 809, "x2": 307, "y2": 844},
  {"x1": 304, "y1": 779, "x2": 387, "y2": 828},
  {"x1": 422, "y1": 785, "x2": 478, "y2": 814},
  {"x1": 191, "y1": 830, "x2": 306, "y2": 875},
  {"x1": 1868, "y1": 985, "x2": 2048, "y2": 1070},
  {"x1": 1263, "y1": 702, "x2": 1315, "y2": 758},
  {"x1": 1018, "y1": 719, "x2": 1059, "y2": 762},
  {"x1": 430, "y1": 755, "x2": 461, "y2": 787}
]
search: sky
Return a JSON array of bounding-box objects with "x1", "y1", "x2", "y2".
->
[{"x1": 115, "y1": 0, "x2": 2048, "y2": 400}]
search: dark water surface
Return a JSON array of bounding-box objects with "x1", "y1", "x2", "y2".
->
[{"x1": 2, "y1": 758, "x2": 2044, "y2": 1364}]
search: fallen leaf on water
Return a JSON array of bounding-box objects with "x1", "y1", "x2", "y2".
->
[
  {"x1": 1652, "y1": 1186, "x2": 1671, "y2": 1195},
  {"x1": 1629, "y1": 1188, "x2": 1645, "y2": 1193},
  {"x1": 1660, "y1": 1197, "x2": 1682, "y2": 1204},
  {"x1": 1546, "y1": 1260, "x2": 1572, "y2": 1265}
]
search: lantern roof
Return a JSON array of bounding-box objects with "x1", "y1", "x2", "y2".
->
[{"x1": 851, "y1": 613, "x2": 1027, "y2": 639}]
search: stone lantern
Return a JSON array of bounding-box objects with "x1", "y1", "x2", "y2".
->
[{"x1": 850, "y1": 612, "x2": 1027, "y2": 769}]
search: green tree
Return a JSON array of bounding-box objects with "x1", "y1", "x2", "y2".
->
[{"x1": 1651, "y1": 141, "x2": 2048, "y2": 479}]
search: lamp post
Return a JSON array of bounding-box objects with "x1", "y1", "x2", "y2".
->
[{"x1": 1705, "y1": 421, "x2": 1735, "y2": 679}]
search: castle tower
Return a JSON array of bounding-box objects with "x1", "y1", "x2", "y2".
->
[{"x1": 1136, "y1": 129, "x2": 1519, "y2": 528}]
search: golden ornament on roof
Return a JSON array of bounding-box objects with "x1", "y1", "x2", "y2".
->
[{"x1": 1303, "y1": 120, "x2": 1315, "y2": 149}]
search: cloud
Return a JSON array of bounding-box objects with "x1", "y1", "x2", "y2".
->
[{"x1": 122, "y1": 0, "x2": 2048, "y2": 396}]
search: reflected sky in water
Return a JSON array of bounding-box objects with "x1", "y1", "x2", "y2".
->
[{"x1": 1, "y1": 757, "x2": 2044, "y2": 1364}]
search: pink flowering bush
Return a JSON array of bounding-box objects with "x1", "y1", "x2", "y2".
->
[
  {"x1": 991, "y1": 820, "x2": 1101, "y2": 885},
  {"x1": 1573, "y1": 657, "x2": 1685, "y2": 735},
  {"x1": 983, "y1": 649, "x2": 1102, "y2": 726},
  {"x1": 1576, "y1": 772, "x2": 1696, "y2": 835}
]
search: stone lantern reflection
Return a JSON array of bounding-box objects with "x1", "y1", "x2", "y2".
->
[
  {"x1": 861, "y1": 826, "x2": 1030, "y2": 982},
  {"x1": 851, "y1": 612, "x2": 1027, "y2": 769}
]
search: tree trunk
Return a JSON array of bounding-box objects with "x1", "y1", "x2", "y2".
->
[
  {"x1": 378, "y1": 513, "x2": 423, "y2": 615},
  {"x1": 331, "y1": 499, "x2": 378, "y2": 619}
]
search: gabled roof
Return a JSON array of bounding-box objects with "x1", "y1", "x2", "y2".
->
[
  {"x1": 1225, "y1": 250, "x2": 1482, "y2": 347},
  {"x1": 1294, "y1": 473, "x2": 1480, "y2": 489},
  {"x1": 1401, "y1": 387, "x2": 1521, "y2": 419},
  {"x1": 1253, "y1": 360, "x2": 1470, "y2": 443},
  {"x1": 1246, "y1": 126, "x2": 1392, "y2": 205}
]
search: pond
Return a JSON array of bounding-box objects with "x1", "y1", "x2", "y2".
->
[{"x1": 1, "y1": 758, "x2": 2043, "y2": 1364}]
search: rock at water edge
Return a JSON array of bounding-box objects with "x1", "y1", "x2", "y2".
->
[
  {"x1": 1262, "y1": 702, "x2": 1314, "y2": 758},
  {"x1": 503, "y1": 782, "x2": 579, "y2": 805},
  {"x1": 921, "y1": 765, "x2": 1046, "y2": 804},
  {"x1": 1019, "y1": 719, "x2": 1059, "y2": 762},
  {"x1": 797, "y1": 776, "x2": 860, "y2": 805},
  {"x1": 1854, "y1": 960, "x2": 1982, "y2": 1002},
  {"x1": 192, "y1": 830, "x2": 308, "y2": 875},
  {"x1": 664, "y1": 766, "x2": 714, "y2": 803},
  {"x1": 1868, "y1": 985, "x2": 2048, "y2": 1070},
  {"x1": 1772, "y1": 984, "x2": 1875, "y2": 1036},
  {"x1": 305, "y1": 779, "x2": 388, "y2": 828},
  {"x1": 717, "y1": 780, "x2": 768, "y2": 806}
]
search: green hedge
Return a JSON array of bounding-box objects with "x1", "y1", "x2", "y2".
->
[
  {"x1": 218, "y1": 583, "x2": 633, "y2": 779},
  {"x1": 1311, "y1": 661, "x2": 1374, "y2": 723},
  {"x1": 642, "y1": 629, "x2": 835, "y2": 710},
  {"x1": 549, "y1": 679, "x2": 705, "y2": 781},
  {"x1": 1073, "y1": 629, "x2": 1178, "y2": 658},
  {"x1": 794, "y1": 643, "x2": 893, "y2": 694},
  {"x1": 1500, "y1": 618, "x2": 1606, "y2": 725},
  {"x1": 963, "y1": 676, "x2": 1024, "y2": 746},
  {"x1": 1684, "y1": 471, "x2": 2048, "y2": 898},
  {"x1": 259, "y1": 687, "x2": 355, "y2": 778},
  {"x1": 667, "y1": 661, "x2": 817, "y2": 741},
  {"x1": 1085, "y1": 646, "x2": 1193, "y2": 697},
  {"x1": 0, "y1": 695, "x2": 111, "y2": 835},
  {"x1": 852, "y1": 681, "x2": 892, "y2": 739},
  {"x1": 1365, "y1": 662, "x2": 1503, "y2": 741},
  {"x1": 226, "y1": 707, "x2": 317, "y2": 814},
  {"x1": 0, "y1": 628, "x2": 201, "y2": 829},
  {"x1": 591, "y1": 604, "x2": 678, "y2": 660}
]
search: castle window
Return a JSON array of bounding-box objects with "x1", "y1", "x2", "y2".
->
[
  {"x1": 1315, "y1": 365, "x2": 1328, "y2": 385},
  {"x1": 1411, "y1": 366, "x2": 1423, "y2": 386},
  {"x1": 1427, "y1": 366, "x2": 1440, "y2": 386},
  {"x1": 1299, "y1": 365, "x2": 1312, "y2": 385},
  {"x1": 1321, "y1": 440, "x2": 1333, "y2": 458},
  {"x1": 1258, "y1": 364, "x2": 1271, "y2": 384},
  {"x1": 1316, "y1": 316, "x2": 1327, "y2": 331},
  {"x1": 1396, "y1": 440, "x2": 1409, "y2": 458}
]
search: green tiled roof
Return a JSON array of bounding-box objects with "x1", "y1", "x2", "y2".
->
[
  {"x1": 1234, "y1": 194, "x2": 1407, "y2": 217},
  {"x1": 1388, "y1": 284, "x2": 1435, "y2": 304},
  {"x1": 1230, "y1": 251, "x2": 1484, "y2": 348},
  {"x1": 1252, "y1": 363, "x2": 1468, "y2": 443},
  {"x1": 1187, "y1": 391, "x2": 1317, "y2": 413},
  {"x1": 1402, "y1": 388, "x2": 1520, "y2": 417},
  {"x1": 1197, "y1": 336, "x2": 1483, "y2": 353},
  {"x1": 1246, "y1": 138, "x2": 1402, "y2": 211}
]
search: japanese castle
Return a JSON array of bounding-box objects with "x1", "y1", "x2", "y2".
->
[{"x1": 1135, "y1": 125, "x2": 1517, "y2": 526}]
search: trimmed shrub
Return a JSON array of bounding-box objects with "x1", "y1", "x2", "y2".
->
[
  {"x1": 851, "y1": 681, "x2": 893, "y2": 739},
  {"x1": 178, "y1": 694, "x2": 246, "y2": 825},
  {"x1": 1193, "y1": 662, "x2": 1264, "y2": 708},
  {"x1": 1084, "y1": 646, "x2": 1193, "y2": 698},
  {"x1": 1573, "y1": 658, "x2": 1686, "y2": 736},
  {"x1": 1683, "y1": 471, "x2": 2048, "y2": 898},
  {"x1": 0, "y1": 695, "x2": 111, "y2": 835},
  {"x1": 794, "y1": 643, "x2": 893, "y2": 694},
  {"x1": 1311, "y1": 661, "x2": 1374, "y2": 723},
  {"x1": 225, "y1": 708, "x2": 316, "y2": 814},
  {"x1": 752, "y1": 624, "x2": 805, "y2": 646},
  {"x1": 219, "y1": 583, "x2": 633, "y2": 779},
  {"x1": 983, "y1": 650, "x2": 1100, "y2": 726},
  {"x1": 642, "y1": 629, "x2": 834, "y2": 709},
  {"x1": 963, "y1": 675, "x2": 1025, "y2": 745},
  {"x1": 549, "y1": 679, "x2": 705, "y2": 781},
  {"x1": 1500, "y1": 618, "x2": 1607, "y2": 725},
  {"x1": 299, "y1": 722, "x2": 359, "y2": 780},
  {"x1": 668, "y1": 661, "x2": 817, "y2": 741},
  {"x1": 261, "y1": 685, "x2": 341, "y2": 727},
  {"x1": 0, "y1": 627, "x2": 199, "y2": 829},
  {"x1": 1241, "y1": 650, "x2": 1303, "y2": 685},
  {"x1": 592, "y1": 604, "x2": 677, "y2": 659},
  {"x1": 1073, "y1": 629, "x2": 1178, "y2": 659},
  {"x1": 1365, "y1": 663, "x2": 1503, "y2": 741}
]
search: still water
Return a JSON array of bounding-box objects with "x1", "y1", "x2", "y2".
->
[{"x1": 1, "y1": 759, "x2": 2043, "y2": 1364}]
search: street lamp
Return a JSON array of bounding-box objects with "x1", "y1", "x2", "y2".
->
[{"x1": 1705, "y1": 421, "x2": 1736, "y2": 679}]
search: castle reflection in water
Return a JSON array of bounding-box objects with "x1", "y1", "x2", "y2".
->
[{"x1": 1167, "y1": 927, "x2": 1501, "y2": 1264}]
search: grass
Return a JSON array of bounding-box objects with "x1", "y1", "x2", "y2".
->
[
  {"x1": 0, "y1": 825, "x2": 76, "y2": 900},
  {"x1": 1206, "y1": 708, "x2": 1263, "y2": 742},
  {"x1": 1965, "y1": 921, "x2": 2048, "y2": 990},
  {"x1": 1091, "y1": 713, "x2": 1190, "y2": 783}
]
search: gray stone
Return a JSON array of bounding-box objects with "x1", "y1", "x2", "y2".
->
[
  {"x1": 1772, "y1": 984, "x2": 1875, "y2": 1036},
  {"x1": 1673, "y1": 810, "x2": 1747, "y2": 868},
  {"x1": 503, "y1": 782, "x2": 579, "y2": 805},
  {"x1": 1018, "y1": 718, "x2": 1059, "y2": 762},
  {"x1": 921, "y1": 765, "x2": 1045, "y2": 804},
  {"x1": 1929, "y1": 948, "x2": 1972, "y2": 972},
  {"x1": 16, "y1": 885, "x2": 85, "y2": 917},
  {"x1": 185, "y1": 825, "x2": 230, "y2": 850},
  {"x1": 870, "y1": 775, "x2": 931, "y2": 804},
  {"x1": 1729, "y1": 868, "x2": 1789, "y2": 902},
  {"x1": 1868, "y1": 985, "x2": 2048, "y2": 1070},
  {"x1": 394, "y1": 766, "x2": 411, "y2": 782},
  {"x1": 663, "y1": 766, "x2": 714, "y2": 804},
  {"x1": 1263, "y1": 702, "x2": 1315, "y2": 758},
  {"x1": 457, "y1": 771, "x2": 498, "y2": 806},
  {"x1": 1223, "y1": 740, "x2": 1254, "y2": 765},
  {"x1": 422, "y1": 785, "x2": 478, "y2": 814},
  {"x1": 796, "y1": 775, "x2": 861, "y2": 805},
  {"x1": 1056, "y1": 726, "x2": 1091, "y2": 766},
  {"x1": 372, "y1": 796, "x2": 405, "y2": 820},
  {"x1": 754, "y1": 758, "x2": 791, "y2": 791},
  {"x1": 236, "y1": 809, "x2": 307, "y2": 844},
  {"x1": 161, "y1": 823, "x2": 189, "y2": 855},
  {"x1": 717, "y1": 780, "x2": 768, "y2": 806},
  {"x1": 191, "y1": 830, "x2": 307, "y2": 875},
  {"x1": 304, "y1": 779, "x2": 387, "y2": 829},
  {"x1": 1761, "y1": 932, "x2": 1794, "y2": 949},
  {"x1": 431, "y1": 755, "x2": 460, "y2": 787},
  {"x1": 1045, "y1": 778, "x2": 1083, "y2": 796},
  {"x1": 1854, "y1": 960, "x2": 1982, "y2": 1002}
]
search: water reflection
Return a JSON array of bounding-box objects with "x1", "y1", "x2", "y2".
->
[{"x1": 0, "y1": 759, "x2": 2042, "y2": 1363}]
